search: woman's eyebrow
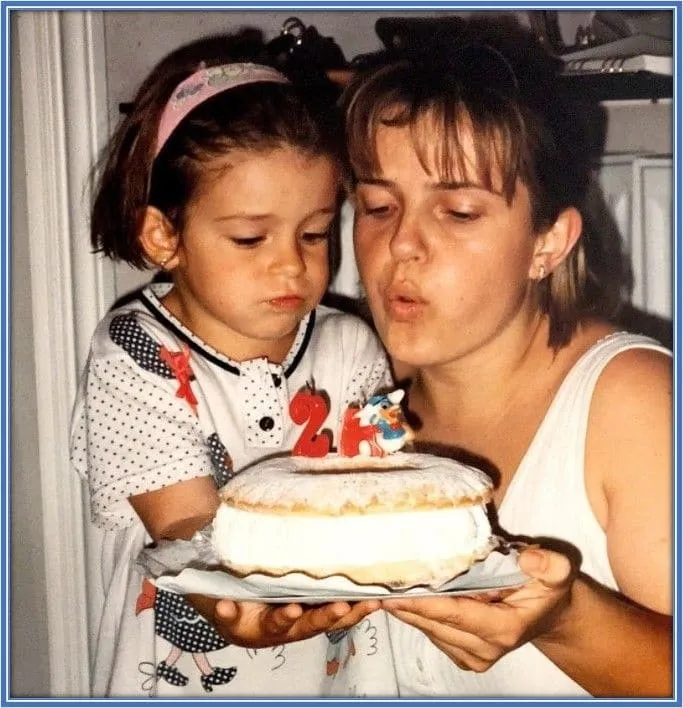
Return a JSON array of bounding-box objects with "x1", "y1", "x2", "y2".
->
[
  {"x1": 356, "y1": 177, "x2": 502, "y2": 196},
  {"x1": 433, "y1": 180, "x2": 504, "y2": 196},
  {"x1": 433, "y1": 179, "x2": 478, "y2": 190}
]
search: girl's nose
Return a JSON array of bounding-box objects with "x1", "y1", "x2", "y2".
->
[{"x1": 273, "y1": 240, "x2": 306, "y2": 276}]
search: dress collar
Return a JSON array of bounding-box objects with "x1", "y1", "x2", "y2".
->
[{"x1": 139, "y1": 281, "x2": 315, "y2": 377}]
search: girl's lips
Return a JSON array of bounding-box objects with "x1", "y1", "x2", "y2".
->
[{"x1": 269, "y1": 295, "x2": 305, "y2": 310}]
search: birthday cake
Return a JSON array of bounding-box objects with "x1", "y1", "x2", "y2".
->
[{"x1": 214, "y1": 390, "x2": 496, "y2": 589}]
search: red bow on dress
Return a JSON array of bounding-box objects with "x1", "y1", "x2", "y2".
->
[{"x1": 159, "y1": 343, "x2": 198, "y2": 415}]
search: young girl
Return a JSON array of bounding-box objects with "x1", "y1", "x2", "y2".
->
[
  {"x1": 327, "y1": 13, "x2": 672, "y2": 697},
  {"x1": 70, "y1": 32, "x2": 387, "y2": 697}
]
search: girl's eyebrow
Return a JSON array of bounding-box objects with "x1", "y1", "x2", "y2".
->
[
  {"x1": 212, "y1": 213, "x2": 271, "y2": 222},
  {"x1": 213, "y1": 206, "x2": 338, "y2": 222}
]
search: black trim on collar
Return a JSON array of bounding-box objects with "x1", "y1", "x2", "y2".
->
[
  {"x1": 138, "y1": 292, "x2": 241, "y2": 375},
  {"x1": 137, "y1": 289, "x2": 317, "y2": 378}
]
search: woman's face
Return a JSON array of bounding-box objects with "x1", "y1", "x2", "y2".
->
[{"x1": 353, "y1": 119, "x2": 540, "y2": 370}]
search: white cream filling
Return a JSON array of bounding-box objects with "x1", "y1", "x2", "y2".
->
[{"x1": 213, "y1": 503, "x2": 492, "y2": 573}]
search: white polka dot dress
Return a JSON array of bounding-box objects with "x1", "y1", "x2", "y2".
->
[{"x1": 70, "y1": 281, "x2": 393, "y2": 696}]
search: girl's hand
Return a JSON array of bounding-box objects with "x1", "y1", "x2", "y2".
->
[
  {"x1": 210, "y1": 597, "x2": 381, "y2": 648},
  {"x1": 380, "y1": 547, "x2": 575, "y2": 672}
]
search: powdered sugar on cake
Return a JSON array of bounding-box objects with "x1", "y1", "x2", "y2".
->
[{"x1": 220, "y1": 453, "x2": 492, "y2": 514}]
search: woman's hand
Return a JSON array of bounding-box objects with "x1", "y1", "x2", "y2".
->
[
  {"x1": 380, "y1": 547, "x2": 575, "y2": 672},
  {"x1": 189, "y1": 595, "x2": 381, "y2": 649}
]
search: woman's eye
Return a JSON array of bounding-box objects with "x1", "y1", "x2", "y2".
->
[
  {"x1": 359, "y1": 204, "x2": 392, "y2": 217},
  {"x1": 230, "y1": 236, "x2": 265, "y2": 247},
  {"x1": 446, "y1": 209, "x2": 479, "y2": 222}
]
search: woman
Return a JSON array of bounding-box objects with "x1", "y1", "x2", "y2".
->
[{"x1": 338, "y1": 13, "x2": 672, "y2": 697}]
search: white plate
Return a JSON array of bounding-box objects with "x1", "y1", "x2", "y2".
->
[{"x1": 152, "y1": 549, "x2": 529, "y2": 603}]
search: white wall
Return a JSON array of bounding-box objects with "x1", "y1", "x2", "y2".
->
[{"x1": 10, "y1": 14, "x2": 50, "y2": 698}]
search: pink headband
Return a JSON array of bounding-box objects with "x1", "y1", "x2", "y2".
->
[{"x1": 155, "y1": 62, "x2": 290, "y2": 157}]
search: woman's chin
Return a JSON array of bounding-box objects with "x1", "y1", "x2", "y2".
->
[{"x1": 382, "y1": 329, "x2": 440, "y2": 369}]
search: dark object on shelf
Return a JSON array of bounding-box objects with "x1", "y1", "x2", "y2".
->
[
  {"x1": 375, "y1": 15, "x2": 466, "y2": 51},
  {"x1": 527, "y1": 10, "x2": 672, "y2": 57},
  {"x1": 370, "y1": 15, "x2": 672, "y2": 103},
  {"x1": 558, "y1": 70, "x2": 672, "y2": 101},
  {"x1": 267, "y1": 17, "x2": 348, "y2": 73},
  {"x1": 266, "y1": 16, "x2": 348, "y2": 107},
  {"x1": 120, "y1": 17, "x2": 347, "y2": 115}
]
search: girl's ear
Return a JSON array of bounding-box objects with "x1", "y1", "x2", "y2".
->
[
  {"x1": 529, "y1": 206, "x2": 582, "y2": 280},
  {"x1": 139, "y1": 207, "x2": 180, "y2": 270}
]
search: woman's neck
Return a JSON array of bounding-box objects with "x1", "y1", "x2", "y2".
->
[{"x1": 410, "y1": 314, "x2": 553, "y2": 425}]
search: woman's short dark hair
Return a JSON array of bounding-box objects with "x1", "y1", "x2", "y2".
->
[{"x1": 343, "y1": 14, "x2": 626, "y2": 348}]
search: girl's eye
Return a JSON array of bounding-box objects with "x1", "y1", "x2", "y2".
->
[
  {"x1": 230, "y1": 236, "x2": 265, "y2": 247},
  {"x1": 301, "y1": 229, "x2": 331, "y2": 245}
]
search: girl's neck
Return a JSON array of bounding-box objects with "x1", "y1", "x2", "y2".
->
[{"x1": 160, "y1": 285, "x2": 297, "y2": 364}]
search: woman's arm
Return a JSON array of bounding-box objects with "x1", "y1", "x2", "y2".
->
[
  {"x1": 534, "y1": 572, "x2": 672, "y2": 696},
  {"x1": 534, "y1": 346, "x2": 673, "y2": 695},
  {"x1": 383, "y1": 347, "x2": 673, "y2": 696}
]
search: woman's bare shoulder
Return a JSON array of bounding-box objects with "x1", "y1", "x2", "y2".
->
[{"x1": 584, "y1": 334, "x2": 672, "y2": 613}]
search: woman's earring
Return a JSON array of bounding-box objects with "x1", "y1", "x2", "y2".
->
[
  {"x1": 158, "y1": 256, "x2": 170, "y2": 270},
  {"x1": 537, "y1": 264, "x2": 546, "y2": 281}
]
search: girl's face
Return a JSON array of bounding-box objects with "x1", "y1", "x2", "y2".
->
[
  {"x1": 168, "y1": 146, "x2": 339, "y2": 362},
  {"x1": 353, "y1": 119, "x2": 541, "y2": 370}
]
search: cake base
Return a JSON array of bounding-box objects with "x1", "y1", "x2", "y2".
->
[{"x1": 223, "y1": 540, "x2": 498, "y2": 589}]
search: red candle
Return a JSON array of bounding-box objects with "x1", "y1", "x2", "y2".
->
[
  {"x1": 289, "y1": 389, "x2": 331, "y2": 457},
  {"x1": 338, "y1": 406, "x2": 378, "y2": 457}
]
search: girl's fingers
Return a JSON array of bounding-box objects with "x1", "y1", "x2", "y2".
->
[
  {"x1": 328, "y1": 599, "x2": 381, "y2": 632},
  {"x1": 214, "y1": 599, "x2": 239, "y2": 621},
  {"x1": 263, "y1": 603, "x2": 304, "y2": 634},
  {"x1": 267, "y1": 601, "x2": 351, "y2": 639},
  {"x1": 303, "y1": 602, "x2": 352, "y2": 632}
]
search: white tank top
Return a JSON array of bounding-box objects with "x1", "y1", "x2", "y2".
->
[{"x1": 388, "y1": 332, "x2": 671, "y2": 696}]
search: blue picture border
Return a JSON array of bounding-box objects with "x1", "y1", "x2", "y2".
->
[{"x1": 0, "y1": 0, "x2": 680, "y2": 706}]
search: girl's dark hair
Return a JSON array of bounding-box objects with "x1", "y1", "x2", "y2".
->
[
  {"x1": 91, "y1": 29, "x2": 344, "y2": 268},
  {"x1": 343, "y1": 14, "x2": 626, "y2": 348}
]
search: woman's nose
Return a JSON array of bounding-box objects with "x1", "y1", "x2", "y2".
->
[{"x1": 389, "y1": 213, "x2": 426, "y2": 262}]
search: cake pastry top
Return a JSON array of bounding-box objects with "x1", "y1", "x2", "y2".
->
[{"x1": 220, "y1": 452, "x2": 493, "y2": 515}]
